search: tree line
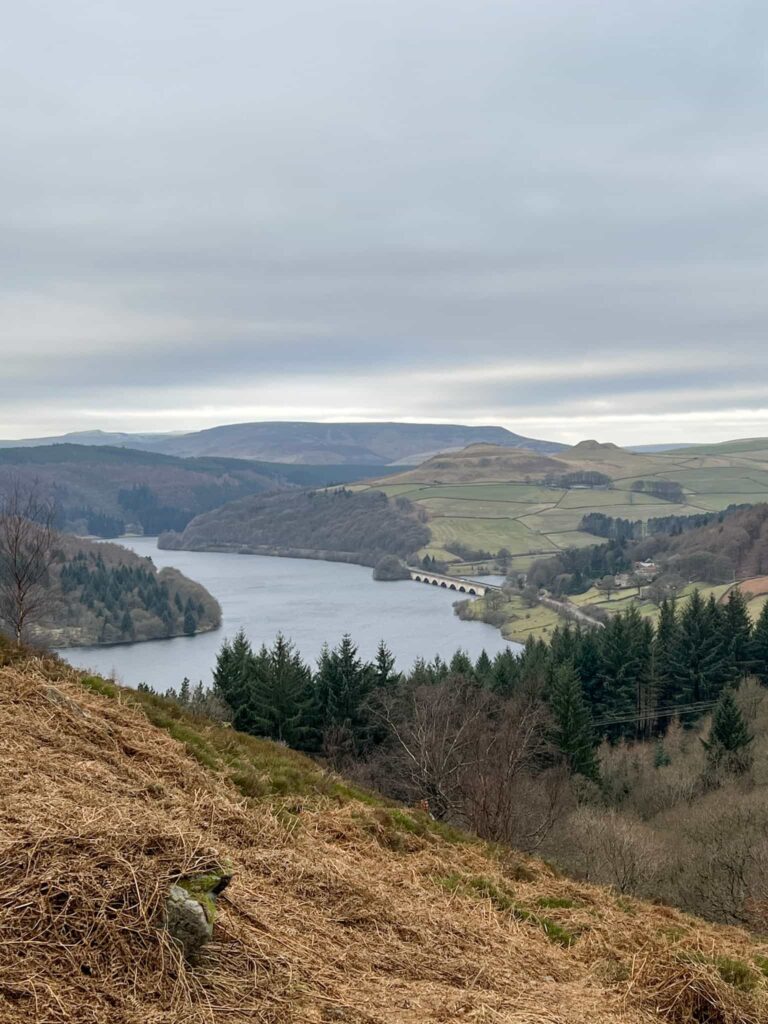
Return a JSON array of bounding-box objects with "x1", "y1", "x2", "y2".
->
[{"x1": 168, "y1": 586, "x2": 766, "y2": 804}]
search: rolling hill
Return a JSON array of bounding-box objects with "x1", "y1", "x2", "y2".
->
[
  {"x1": 3, "y1": 648, "x2": 768, "y2": 1023},
  {"x1": 0, "y1": 421, "x2": 567, "y2": 464},
  {"x1": 364, "y1": 438, "x2": 768, "y2": 572},
  {"x1": 0, "y1": 445, "x2": 402, "y2": 538},
  {"x1": 162, "y1": 438, "x2": 768, "y2": 578}
]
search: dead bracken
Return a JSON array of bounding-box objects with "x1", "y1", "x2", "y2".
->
[{"x1": 1, "y1": 651, "x2": 768, "y2": 1023}]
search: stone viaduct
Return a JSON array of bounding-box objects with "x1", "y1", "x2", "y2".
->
[{"x1": 408, "y1": 570, "x2": 502, "y2": 597}]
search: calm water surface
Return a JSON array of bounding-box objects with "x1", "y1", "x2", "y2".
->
[{"x1": 59, "y1": 538, "x2": 518, "y2": 691}]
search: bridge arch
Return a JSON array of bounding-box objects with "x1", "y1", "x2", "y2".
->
[
  {"x1": 468, "y1": 588, "x2": 476, "y2": 595},
  {"x1": 431, "y1": 579, "x2": 438, "y2": 586},
  {"x1": 449, "y1": 584, "x2": 456, "y2": 591}
]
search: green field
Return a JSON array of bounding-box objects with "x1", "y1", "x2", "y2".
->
[{"x1": 355, "y1": 437, "x2": 768, "y2": 569}]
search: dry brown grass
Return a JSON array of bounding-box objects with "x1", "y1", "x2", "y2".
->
[{"x1": 2, "y1": 655, "x2": 768, "y2": 1023}]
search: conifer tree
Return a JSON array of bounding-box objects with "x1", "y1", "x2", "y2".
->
[
  {"x1": 212, "y1": 629, "x2": 254, "y2": 715},
  {"x1": 573, "y1": 627, "x2": 601, "y2": 707},
  {"x1": 247, "y1": 634, "x2": 317, "y2": 748},
  {"x1": 653, "y1": 598, "x2": 680, "y2": 716},
  {"x1": 723, "y1": 588, "x2": 753, "y2": 678},
  {"x1": 474, "y1": 649, "x2": 492, "y2": 683},
  {"x1": 120, "y1": 608, "x2": 135, "y2": 641},
  {"x1": 316, "y1": 635, "x2": 375, "y2": 754},
  {"x1": 549, "y1": 662, "x2": 599, "y2": 780},
  {"x1": 596, "y1": 606, "x2": 648, "y2": 736},
  {"x1": 668, "y1": 589, "x2": 733, "y2": 708},
  {"x1": 702, "y1": 689, "x2": 754, "y2": 775},
  {"x1": 374, "y1": 640, "x2": 398, "y2": 689},
  {"x1": 490, "y1": 648, "x2": 520, "y2": 696},
  {"x1": 179, "y1": 677, "x2": 191, "y2": 706},
  {"x1": 750, "y1": 600, "x2": 768, "y2": 685},
  {"x1": 449, "y1": 649, "x2": 474, "y2": 677}
]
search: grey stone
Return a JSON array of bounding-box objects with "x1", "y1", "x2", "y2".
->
[{"x1": 165, "y1": 884, "x2": 214, "y2": 960}]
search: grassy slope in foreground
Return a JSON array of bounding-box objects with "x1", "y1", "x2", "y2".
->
[
  {"x1": 367, "y1": 439, "x2": 768, "y2": 571},
  {"x1": 2, "y1": 647, "x2": 768, "y2": 1023}
]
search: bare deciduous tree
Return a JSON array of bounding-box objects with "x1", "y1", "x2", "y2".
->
[
  {"x1": 460, "y1": 698, "x2": 567, "y2": 851},
  {"x1": 0, "y1": 480, "x2": 57, "y2": 645},
  {"x1": 375, "y1": 678, "x2": 491, "y2": 820},
  {"x1": 374, "y1": 682, "x2": 568, "y2": 850}
]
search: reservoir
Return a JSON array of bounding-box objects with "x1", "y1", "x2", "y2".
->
[{"x1": 60, "y1": 537, "x2": 519, "y2": 692}]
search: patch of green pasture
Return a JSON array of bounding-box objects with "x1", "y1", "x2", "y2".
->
[
  {"x1": 556, "y1": 488, "x2": 665, "y2": 509},
  {"x1": 543, "y1": 531, "x2": 603, "y2": 550},
  {"x1": 376, "y1": 483, "x2": 433, "y2": 497},
  {"x1": 429, "y1": 517, "x2": 558, "y2": 556},
  {"x1": 408, "y1": 483, "x2": 563, "y2": 503},
  {"x1": 417, "y1": 545, "x2": 462, "y2": 562},
  {"x1": 685, "y1": 493, "x2": 768, "y2": 511},
  {"x1": 419, "y1": 497, "x2": 555, "y2": 519}
]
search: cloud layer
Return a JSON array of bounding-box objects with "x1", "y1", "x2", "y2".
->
[{"x1": 2, "y1": 0, "x2": 767, "y2": 444}]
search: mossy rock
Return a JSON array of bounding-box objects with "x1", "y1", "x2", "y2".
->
[{"x1": 165, "y1": 864, "x2": 233, "y2": 959}]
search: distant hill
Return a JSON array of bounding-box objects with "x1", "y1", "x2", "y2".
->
[
  {"x1": 0, "y1": 429, "x2": 181, "y2": 449},
  {"x1": 0, "y1": 421, "x2": 567, "y2": 463},
  {"x1": 0, "y1": 445, "x2": 401, "y2": 537},
  {"x1": 377, "y1": 439, "x2": 671, "y2": 486}
]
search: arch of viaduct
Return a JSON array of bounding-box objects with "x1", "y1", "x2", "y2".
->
[{"x1": 409, "y1": 570, "x2": 502, "y2": 597}]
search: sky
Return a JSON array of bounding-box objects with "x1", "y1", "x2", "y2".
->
[{"x1": 2, "y1": 0, "x2": 767, "y2": 446}]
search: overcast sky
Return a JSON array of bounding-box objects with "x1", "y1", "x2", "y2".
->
[{"x1": 2, "y1": 1, "x2": 767, "y2": 445}]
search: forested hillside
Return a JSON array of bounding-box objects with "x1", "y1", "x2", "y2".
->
[
  {"x1": 0, "y1": 444, "x2": 399, "y2": 537},
  {"x1": 22, "y1": 534, "x2": 221, "y2": 647},
  {"x1": 3, "y1": 645, "x2": 768, "y2": 1023},
  {"x1": 161, "y1": 488, "x2": 431, "y2": 565}
]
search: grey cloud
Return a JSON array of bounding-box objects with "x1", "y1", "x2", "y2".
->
[{"x1": 1, "y1": 0, "x2": 767, "y2": 441}]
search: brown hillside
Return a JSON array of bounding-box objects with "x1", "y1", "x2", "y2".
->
[
  {"x1": 2, "y1": 654, "x2": 768, "y2": 1023},
  {"x1": 379, "y1": 441, "x2": 672, "y2": 486},
  {"x1": 379, "y1": 444, "x2": 566, "y2": 484}
]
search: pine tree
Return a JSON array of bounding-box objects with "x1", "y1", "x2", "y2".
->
[
  {"x1": 374, "y1": 640, "x2": 398, "y2": 689},
  {"x1": 246, "y1": 634, "x2": 317, "y2": 748},
  {"x1": 653, "y1": 598, "x2": 680, "y2": 721},
  {"x1": 183, "y1": 608, "x2": 197, "y2": 635},
  {"x1": 573, "y1": 627, "x2": 601, "y2": 707},
  {"x1": 179, "y1": 677, "x2": 191, "y2": 706},
  {"x1": 723, "y1": 588, "x2": 753, "y2": 678},
  {"x1": 316, "y1": 635, "x2": 375, "y2": 755},
  {"x1": 668, "y1": 590, "x2": 733, "y2": 711},
  {"x1": 474, "y1": 649, "x2": 492, "y2": 683},
  {"x1": 702, "y1": 689, "x2": 754, "y2": 775},
  {"x1": 120, "y1": 608, "x2": 135, "y2": 641},
  {"x1": 490, "y1": 648, "x2": 521, "y2": 696},
  {"x1": 750, "y1": 600, "x2": 768, "y2": 685},
  {"x1": 596, "y1": 606, "x2": 648, "y2": 737},
  {"x1": 449, "y1": 650, "x2": 474, "y2": 678},
  {"x1": 549, "y1": 662, "x2": 599, "y2": 780},
  {"x1": 212, "y1": 629, "x2": 254, "y2": 715}
]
